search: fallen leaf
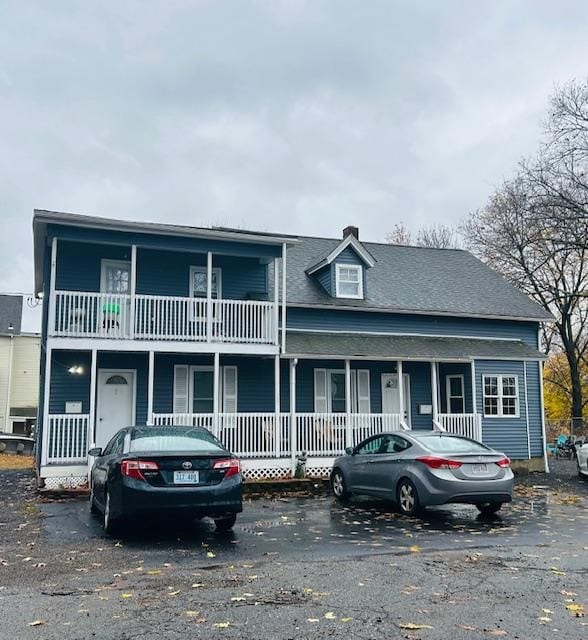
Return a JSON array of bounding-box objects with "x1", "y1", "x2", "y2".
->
[
  {"x1": 307, "y1": 618, "x2": 320, "y2": 623},
  {"x1": 539, "y1": 617, "x2": 552, "y2": 623},
  {"x1": 146, "y1": 570, "x2": 161, "y2": 575},
  {"x1": 28, "y1": 621, "x2": 45, "y2": 627},
  {"x1": 168, "y1": 590, "x2": 180, "y2": 597},
  {"x1": 192, "y1": 583, "x2": 204, "y2": 588},
  {"x1": 565, "y1": 603, "x2": 585, "y2": 616},
  {"x1": 399, "y1": 623, "x2": 434, "y2": 630},
  {"x1": 485, "y1": 631, "x2": 507, "y2": 637},
  {"x1": 542, "y1": 609, "x2": 553, "y2": 614},
  {"x1": 213, "y1": 622, "x2": 231, "y2": 628},
  {"x1": 231, "y1": 596, "x2": 246, "y2": 602},
  {"x1": 324, "y1": 611, "x2": 336, "y2": 620},
  {"x1": 410, "y1": 545, "x2": 421, "y2": 553},
  {"x1": 185, "y1": 611, "x2": 199, "y2": 617},
  {"x1": 340, "y1": 617, "x2": 353, "y2": 622},
  {"x1": 121, "y1": 593, "x2": 132, "y2": 599},
  {"x1": 459, "y1": 625, "x2": 477, "y2": 631},
  {"x1": 206, "y1": 551, "x2": 216, "y2": 559}
]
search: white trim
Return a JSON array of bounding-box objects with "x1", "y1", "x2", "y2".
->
[
  {"x1": 190, "y1": 264, "x2": 222, "y2": 299},
  {"x1": 213, "y1": 353, "x2": 220, "y2": 434},
  {"x1": 306, "y1": 234, "x2": 376, "y2": 274},
  {"x1": 96, "y1": 368, "x2": 137, "y2": 431},
  {"x1": 284, "y1": 301, "x2": 551, "y2": 324},
  {"x1": 89, "y1": 349, "x2": 97, "y2": 444},
  {"x1": 470, "y1": 361, "x2": 477, "y2": 414},
  {"x1": 48, "y1": 237, "x2": 58, "y2": 338},
  {"x1": 335, "y1": 264, "x2": 364, "y2": 299},
  {"x1": 100, "y1": 259, "x2": 131, "y2": 294},
  {"x1": 445, "y1": 374, "x2": 465, "y2": 414},
  {"x1": 273, "y1": 256, "x2": 280, "y2": 346},
  {"x1": 274, "y1": 355, "x2": 281, "y2": 458},
  {"x1": 3, "y1": 336, "x2": 14, "y2": 431},
  {"x1": 284, "y1": 352, "x2": 545, "y2": 362},
  {"x1": 281, "y1": 243, "x2": 287, "y2": 353},
  {"x1": 523, "y1": 362, "x2": 531, "y2": 459},
  {"x1": 431, "y1": 362, "x2": 438, "y2": 421},
  {"x1": 147, "y1": 351, "x2": 154, "y2": 425},
  {"x1": 397, "y1": 361, "x2": 404, "y2": 424},
  {"x1": 289, "y1": 359, "x2": 297, "y2": 475},
  {"x1": 40, "y1": 345, "x2": 53, "y2": 466},
  {"x1": 538, "y1": 361, "x2": 549, "y2": 472},
  {"x1": 344, "y1": 360, "x2": 351, "y2": 447},
  {"x1": 129, "y1": 245, "x2": 137, "y2": 339},
  {"x1": 482, "y1": 374, "x2": 520, "y2": 418}
]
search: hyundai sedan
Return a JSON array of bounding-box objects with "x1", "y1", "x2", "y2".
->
[
  {"x1": 89, "y1": 425, "x2": 242, "y2": 534},
  {"x1": 330, "y1": 432, "x2": 514, "y2": 515}
]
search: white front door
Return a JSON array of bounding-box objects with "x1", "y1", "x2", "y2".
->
[
  {"x1": 96, "y1": 370, "x2": 135, "y2": 448},
  {"x1": 381, "y1": 373, "x2": 411, "y2": 424}
]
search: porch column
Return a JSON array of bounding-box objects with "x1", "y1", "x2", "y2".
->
[
  {"x1": 289, "y1": 358, "x2": 297, "y2": 475},
  {"x1": 397, "y1": 360, "x2": 404, "y2": 426},
  {"x1": 470, "y1": 361, "x2": 477, "y2": 414},
  {"x1": 213, "y1": 352, "x2": 220, "y2": 437},
  {"x1": 273, "y1": 257, "x2": 280, "y2": 346},
  {"x1": 206, "y1": 251, "x2": 213, "y2": 342},
  {"x1": 40, "y1": 347, "x2": 52, "y2": 467},
  {"x1": 430, "y1": 361, "x2": 439, "y2": 426},
  {"x1": 274, "y1": 355, "x2": 281, "y2": 458},
  {"x1": 147, "y1": 351, "x2": 154, "y2": 425},
  {"x1": 89, "y1": 349, "x2": 97, "y2": 443},
  {"x1": 48, "y1": 237, "x2": 58, "y2": 336},
  {"x1": 281, "y1": 243, "x2": 287, "y2": 353},
  {"x1": 345, "y1": 359, "x2": 352, "y2": 447},
  {"x1": 129, "y1": 245, "x2": 136, "y2": 339}
]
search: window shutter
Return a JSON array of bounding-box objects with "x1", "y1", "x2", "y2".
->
[
  {"x1": 173, "y1": 365, "x2": 189, "y2": 413},
  {"x1": 357, "y1": 370, "x2": 371, "y2": 413},
  {"x1": 314, "y1": 369, "x2": 328, "y2": 413},
  {"x1": 222, "y1": 366, "x2": 238, "y2": 413}
]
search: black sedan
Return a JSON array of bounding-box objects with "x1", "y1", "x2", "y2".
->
[{"x1": 88, "y1": 425, "x2": 242, "y2": 534}]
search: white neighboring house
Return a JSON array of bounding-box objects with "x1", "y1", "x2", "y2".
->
[{"x1": 0, "y1": 295, "x2": 40, "y2": 435}]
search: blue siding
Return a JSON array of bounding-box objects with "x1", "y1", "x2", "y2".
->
[
  {"x1": 315, "y1": 267, "x2": 332, "y2": 296},
  {"x1": 48, "y1": 224, "x2": 282, "y2": 258},
  {"x1": 525, "y1": 361, "x2": 545, "y2": 457},
  {"x1": 49, "y1": 351, "x2": 92, "y2": 414},
  {"x1": 438, "y1": 363, "x2": 473, "y2": 414},
  {"x1": 287, "y1": 308, "x2": 539, "y2": 347},
  {"x1": 404, "y1": 361, "x2": 433, "y2": 430},
  {"x1": 56, "y1": 241, "x2": 130, "y2": 292},
  {"x1": 475, "y1": 360, "x2": 530, "y2": 460}
]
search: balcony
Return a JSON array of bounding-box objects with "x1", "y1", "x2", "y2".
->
[{"x1": 51, "y1": 291, "x2": 278, "y2": 345}]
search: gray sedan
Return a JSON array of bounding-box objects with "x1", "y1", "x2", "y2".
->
[{"x1": 330, "y1": 432, "x2": 514, "y2": 515}]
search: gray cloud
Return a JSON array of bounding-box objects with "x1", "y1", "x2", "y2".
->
[{"x1": 2, "y1": 0, "x2": 588, "y2": 323}]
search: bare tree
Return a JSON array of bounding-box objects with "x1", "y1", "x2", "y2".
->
[{"x1": 386, "y1": 222, "x2": 460, "y2": 249}]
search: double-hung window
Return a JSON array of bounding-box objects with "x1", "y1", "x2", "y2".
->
[
  {"x1": 314, "y1": 369, "x2": 371, "y2": 413},
  {"x1": 190, "y1": 266, "x2": 222, "y2": 299},
  {"x1": 483, "y1": 375, "x2": 519, "y2": 417},
  {"x1": 335, "y1": 264, "x2": 363, "y2": 299}
]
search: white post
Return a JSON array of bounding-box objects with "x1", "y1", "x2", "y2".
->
[
  {"x1": 397, "y1": 360, "x2": 404, "y2": 425},
  {"x1": 48, "y1": 237, "x2": 58, "y2": 336},
  {"x1": 281, "y1": 243, "x2": 287, "y2": 353},
  {"x1": 213, "y1": 352, "x2": 220, "y2": 437},
  {"x1": 147, "y1": 351, "x2": 154, "y2": 425},
  {"x1": 129, "y1": 245, "x2": 137, "y2": 339},
  {"x1": 274, "y1": 354, "x2": 281, "y2": 458},
  {"x1": 431, "y1": 361, "x2": 438, "y2": 426},
  {"x1": 273, "y1": 257, "x2": 280, "y2": 346},
  {"x1": 206, "y1": 251, "x2": 213, "y2": 343},
  {"x1": 539, "y1": 360, "x2": 550, "y2": 473},
  {"x1": 289, "y1": 358, "x2": 297, "y2": 475},
  {"x1": 4, "y1": 335, "x2": 14, "y2": 431},
  {"x1": 345, "y1": 359, "x2": 352, "y2": 447},
  {"x1": 89, "y1": 348, "x2": 97, "y2": 444},
  {"x1": 40, "y1": 346, "x2": 52, "y2": 467},
  {"x1": 524, "y1": 362, "x2": 531, "y2": 459},
  {"x1": 470, "y1": 361, "x2": 477, "y2": 414}
]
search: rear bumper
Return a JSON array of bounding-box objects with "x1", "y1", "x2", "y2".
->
[
  {"x1": 117, "y1": 475, "x2": 243, "y2": 519},
  {"x1": 412, "y1": 470, "x2": 514, "y2": 506}
]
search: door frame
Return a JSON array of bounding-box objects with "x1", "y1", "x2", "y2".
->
[
  {"x1": 95, "y1": 369, "x2": 137, "y2": 444},
  {"x1": 100, "y1": 259, "x2": 132, "y2": 293},
  {"x1": 380, "y1": 373, "x2": 411, "y2": 425},
  {"x1": 445, "y1": 374, "x2": 465, "y2": 414}
]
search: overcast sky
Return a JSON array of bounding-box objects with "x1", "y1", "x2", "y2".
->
[{"x1": 2, "y1": 0, "x2": 588, "y2": 330}]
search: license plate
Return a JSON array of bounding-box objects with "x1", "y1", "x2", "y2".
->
[
  {"x1": 173, "y1": 470, "x2": 200, "y2": 484},
  {"x1": 471, "y1": 463, "x2": 488, "y2": 474}
]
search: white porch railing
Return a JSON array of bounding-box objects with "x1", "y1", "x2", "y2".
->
[
  {"x1": 46, "y1": 414, "x2": 90, "y2": 464},
  {"x1": 52, "y1": 291, "x2": 277, "y2": 345},
  {"x1": 437, "y1": 413, "x2": 482, "y2": 441}
]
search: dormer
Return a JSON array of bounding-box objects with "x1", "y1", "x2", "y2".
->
[{"x1": 306, "y1": 226, "x2": 375, "y2": 300}]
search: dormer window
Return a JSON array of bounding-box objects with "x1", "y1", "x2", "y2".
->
[{"x1": 335, "y1": 264, "x2": 363, "y2": 299}]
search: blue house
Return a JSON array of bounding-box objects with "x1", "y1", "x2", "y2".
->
[{"x1": 33, "y1": 211, "x2": 551, "y2": 488}]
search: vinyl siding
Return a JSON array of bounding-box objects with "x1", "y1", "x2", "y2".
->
[
  {"x1": 474, "y1": 360, "x2": 530, "y2": 459},
  {"x1": 438, "y1": 363, "x2": 473, "y2": 414},
  {"x1": 8, "y1": 336, "x2": 40, "y2": 410},
  {"x1": 525, "y1": 360, "x2": 545, "y2": 457},
  {"x1": 315, "y1": 267, "x2": 332, "y2": 296},
  {"x1": 287, "y1": 308, "x2": 539, "y2": 347}
]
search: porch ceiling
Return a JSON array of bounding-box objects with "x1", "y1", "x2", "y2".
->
[{"x1": 285, "y1": 331, "x2": 546, "y2": 361}]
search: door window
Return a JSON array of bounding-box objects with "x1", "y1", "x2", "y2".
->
[
  {"x1": 192, "y1": 370, "x2": 214, "y2": 412},
  {"x1": 190, "y1": 267, "x2": 222, "y2": 298},
  {"x1": 101, "y1": 261, "x2": 130, "y2": 294},
  {"x1": 446, "y1": 375, "x2": 465, "y2": 414}
]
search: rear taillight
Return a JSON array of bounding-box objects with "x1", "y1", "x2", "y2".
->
[
  {"x1": 121, "y1": 460, "x2": 159, "y2": 481},
  {"x1": 212, "y1": 458, "x2": 241, "y2": 479},
  {"x1": 496, "y1": 457, "x2": 511, "y2": 468},
  {"x1": 416, "y1": 456, "x2": 463, "y2": 470}
]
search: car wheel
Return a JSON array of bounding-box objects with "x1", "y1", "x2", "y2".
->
[
  {"x1": 330, "y1": 469, "x2": 350, "y2": 501},
  {"x1": 89, "y1": 482, "x2": 99, "y2": 515},
  {"x1": 103, "y1": 488, "x2": 120, "y2": 535},
  {"x1": 214, "y1": 513, "x2": 237, "y2": 532},
  {"x1": 476, "y1": 502, "x2": 503, "y2": 515},
  {"x1": 397, "y1": 478, "x2": 420, "y2": 516}
]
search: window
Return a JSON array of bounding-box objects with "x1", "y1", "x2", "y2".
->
[
  {"x1": 190, "y1": 266, "x2": 222, "y2": 299},
  {"x1": 446, "y1": 375, "x2": 465, "y2": 414},
  {"x1": 355, "y1": 434, "x2": 411, "y2": 455},
  {"x1": 483, "y1": 375, "x2": 519, "y2": 417},
  {"x1": 173, "y1": 365, "x2": 238, "y2": 414},
  {"x1": 335, "y1": 264, "x2": 363, "y2": 299},
  {"x1": 314, "y1": 369, "x2": 370, "y2": 413},
  {"x1": 192, "y1": 369, "x2": 214, "y2": 412}
]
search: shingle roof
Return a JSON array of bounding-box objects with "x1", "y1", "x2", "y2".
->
[
  {"x1": 282, "y1": 236, "x2": 552, "y2": 321},
  {"x1": 286, "y1": 332, "x2": 545, "y2": 360}
]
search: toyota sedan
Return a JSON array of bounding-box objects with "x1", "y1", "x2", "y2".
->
[
  {"x1": 89, "y1": 425, "x2": 242, "y2": 534},
  {"x1": 330, "y1": 432, "x2": 514, "y2": 515}
]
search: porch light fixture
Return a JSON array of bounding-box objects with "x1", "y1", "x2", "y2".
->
[{"x1": 68, "y1": 365, "x2": 85, "y2": 375}]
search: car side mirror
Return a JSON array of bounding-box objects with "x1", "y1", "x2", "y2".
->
[
  {"x1": 345, "y1": 447, "x2": 354, "y2": 456},
  {"x1": 88, "y1": 447, "x2": 102, "y2": 457}
]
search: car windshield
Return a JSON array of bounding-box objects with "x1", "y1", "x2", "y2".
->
[
  {"x1": 129, "y1": 427, "x2": 225, "y2": 453},
  {"x1": 421, "y1": 435, "x2": 490, "y2": 454}
]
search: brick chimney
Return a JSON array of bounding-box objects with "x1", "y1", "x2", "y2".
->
[{"x1": 343, "y1": 225, "x2": 359, "y2": 240}]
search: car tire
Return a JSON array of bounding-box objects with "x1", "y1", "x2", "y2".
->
[
  {"x1": 214, "y1": 513, "x2": 237, "y2": 532},
  {"x1": 397, "y1": 478, "x2": 420, "y2": 516},
  {"x1": 476, "y1": 502, "x2": 502, "y2": 515},
  {"x1": 330, "y1": 469, "x2": 351, "y2": 501},
  {"x1": 89, "y1": 482, "x2": 99, "y2": 515},
  {"x1": 103, "y1": 488, "x2": 120, "y2": 535}
]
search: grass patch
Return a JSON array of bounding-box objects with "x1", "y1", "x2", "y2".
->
[{"x1": 0, "y1": 453, "x2": 35, "y2": 470}]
